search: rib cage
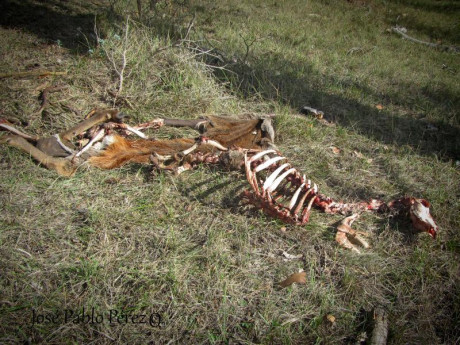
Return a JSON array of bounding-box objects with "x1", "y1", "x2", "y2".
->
[{"x1": 244, "y1": 150, "x2": 319, "y2": 225}]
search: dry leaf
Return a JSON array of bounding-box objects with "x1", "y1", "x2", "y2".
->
[
  {"x1": 376, "y1": 104, "x2": 384, "y2": 110},
  {"x1": 330, "y1": 146, "x2": 341, "y2": 154},
  {"x1": 280, "y1": 226, "x2": 287, "y2": 232},
  {"x1": 279, "y1": 271, "x2": 307, "y2": 288},
  {"x1": 326, "y1": 314, "x2": 336, "y2": 323}
]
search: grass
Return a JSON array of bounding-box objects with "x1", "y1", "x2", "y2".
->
[{"x1": 0, "y1": 0, "x2": 459, "y2": 344}]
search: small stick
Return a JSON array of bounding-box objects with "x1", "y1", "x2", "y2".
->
[
  {"x1": 0, "y1": 71, "x2": 67, "y2": 79},
  {"x1": 31, "y1": 85, "x2": 67, "y2": 117},
  {"x1": 391, "y1": 27, "x2": 459, "y2": 52},
  {"x1": 137, "y1": 0, "x2": 142, "y2": 18}
]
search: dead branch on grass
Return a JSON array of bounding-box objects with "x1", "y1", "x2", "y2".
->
[
  {"x1": 101, "y1": 16, "x2": 130, "y2": 106},
  {"x1": 31, "y1": 85, "x2": 68, "y2": 118},
  {"x1": 370, "y1": 307, "x2": 389, "y2": 345},
  {"x1": 0, "y1": 71, "x2": 67, "y2": 79},
  {"x1": 391, "y1": 27, "x2": 459, "y2": 52}
]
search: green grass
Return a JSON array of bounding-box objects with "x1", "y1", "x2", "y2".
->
[{"x1": 0, "y1": 0, "x2": 459, "y2": 344}]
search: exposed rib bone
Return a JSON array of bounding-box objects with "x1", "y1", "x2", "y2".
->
[
  {"x1": 255, "y1": 156, "x2": 285, "y2": 172},
  {"x1": 75, "y1": 129, "x2": 105, "y2": 158},
  {"x1": 244, "y1": 154, "x2": 258, "y2": 193},
  {"x1": 53, "y1": 134, "x2": 75, "y2": 154},
  {"x1": 124, "y1": 125, "x2": 147, "y2": 138},
  {"x1": 301, "y1": 194, "x2": 317, "y2": 223},
  {"x1": 267, "y1": 168, "x2": 296, "y2": 193},
  {"x1": 182, "y1": 143, "x2": 198, "y2": 156},
  {"x1": 249, "y1": 149, "x2": 276, "y2": 163},
  {"x1": 154, "y1": 152, "x2": 173, "y2": 161},
  {"x1": 293, "y1": 188, "x2": 312, "y2": 216},
  {"x1": 263, "y1": 163, "x2": 290, "y2": 190},
  {"x1": 289, "y1": 183, "x2": 306, "y2": 210},
  {"x1": 202, "y1": 138, "x2": 228, "y2": 151}
]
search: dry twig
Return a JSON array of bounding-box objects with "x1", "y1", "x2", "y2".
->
[
  {"x1": 31, "y1": 85, "x2": 67, "y2": 118},
  {"x1": 391, "y1": 27, "x2": 459, "y2": 52},
  {"x1": 370, "y1": 307, "x2": 389, "y2": 345},
  {"x1": 0, "y1": 71, "x2": 67, "y2": 79},
  {"x1": 103, "y1": 16, "x2": 130, "y2": 106}
]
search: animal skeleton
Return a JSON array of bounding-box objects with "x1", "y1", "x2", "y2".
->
[{"x1": 0, "y1": 108, "x2": 438, "y2": 252}]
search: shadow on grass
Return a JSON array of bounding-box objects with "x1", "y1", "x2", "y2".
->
[
  {"x1": 0, "y1": 0, "x2": 112, "y2": 53},
  {"x1": 386, "y1": 0, "x2": 460, "y2": 45},
  {"x1": 210, "y1": 54, "x2": 460, "y2": 161},
  {"x1": 396, "y1": 0, "x2": 460, "y2": 16},
  {"x1": 2, "y1": 0, "x2": 458, "y2": 161}
]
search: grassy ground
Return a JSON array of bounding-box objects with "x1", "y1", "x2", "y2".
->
[{"x1": 0, "y1": 0, "x2": 459, "y2": 344}]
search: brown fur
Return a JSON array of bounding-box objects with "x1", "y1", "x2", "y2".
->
[
  {"x1": 89, "y1": 136, "x2": 196, "y2": 169},
  {"x1": 204, "y1": 116, "x2": 264, "y2": 149},
  {"x1": 90, "y1": 116, "x2": 268, "y2": 170}
]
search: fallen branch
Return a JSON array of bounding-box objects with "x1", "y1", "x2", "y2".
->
[
  {"x1": 31, "y1": 85, "x2": 67, "y2": 117},
  {"x1": 112, "y1": 16, "x2": 130, "y2": 105},
  {"x1": 391, "y1": 27, "x2": 459, "y2": 53},
  {"x1": 370, "y1": 307, "x2": 389, "y2": 345},
  {"x1": 0, "y1": 71, "x2": 67, "y2": 79}
]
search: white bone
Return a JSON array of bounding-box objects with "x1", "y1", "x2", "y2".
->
[
  {"x1": 254, "y1": 156, "x2": 285, "y2": 172},
  {"x1": 267, "y1": 168, "x2": 296, "y2": 193},
  {"x1": 53, "y1": 134, "x2": 75, "y2": 154},
  {"x1": 154, "y1": 152, "x2": 172, "y2": 161},
  {"x1": 249, "y1": 149, "x2": 276, "y2": 163},
  {"x1": 181, "y1": 143, "x2": 198, "y2": 156},
  {"x1": 204, "y1": 139, "x2": 228, "y2": 151},
  {"x1": 313, "y1": 183, "x2": 318, "y2": 193},
  {"x1": 301, "y1": 193, "x2": 317, "y2": 221},
  {"x1": 124, "y1": 125, "x2": 147, "y2": 139},
  {"x1": 244, "y1": 154, "x2": 259, "y2": 193},
  {"x1": 75, "y1": 129, "x2": 105, "y2": 157},
  {"x1": 293, "y1": 188, "x2": 312, "y2": 216},
  {"x1": 263, "y1": 163, "x2": 289, "y2": 190},
  {"x1": 289, "y1": 183, "x2": 306, "y2": 210}
]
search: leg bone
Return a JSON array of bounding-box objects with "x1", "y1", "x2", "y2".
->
[
  {"x1": 336, "y1": 214, "x2": 370, "y2": 253},
  {"x1": 1, "y1": 135, "x2": 76, "y2": 177}
]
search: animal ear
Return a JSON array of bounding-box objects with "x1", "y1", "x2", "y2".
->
[{"x1": 421, "y1": 199, "x2": 430, "y2": 207}]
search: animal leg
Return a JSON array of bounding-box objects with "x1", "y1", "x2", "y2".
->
[
  {"x1": 59, "y1": 109, "x2": 124, "y2": 141},
  {"x1": 1, "y1": 135, "x2": 76, "y2": 177},
  {"x1": 0, "y1": 119, "x2": 39, "y2": 141}
]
